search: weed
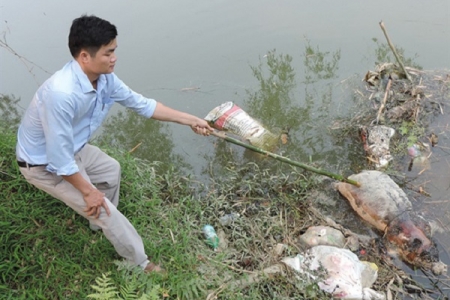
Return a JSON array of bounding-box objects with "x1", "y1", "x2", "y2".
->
[{"x1": 1, "y1": 124, "x2": 333, "y2": 299}]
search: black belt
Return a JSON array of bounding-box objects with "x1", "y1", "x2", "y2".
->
[{"x1": 17, "y1": 160, "x2": 47, "y2": 168}]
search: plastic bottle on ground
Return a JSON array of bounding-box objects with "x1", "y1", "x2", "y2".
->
[{"x1": 203, "y1": 225, "x2": 219, "y2": 250}]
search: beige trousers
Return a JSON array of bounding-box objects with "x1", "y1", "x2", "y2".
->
[{"x1": 19, "y1": 144, "x2": 148, "y2": 268}]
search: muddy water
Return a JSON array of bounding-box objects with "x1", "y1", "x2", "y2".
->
[
  {"x1": 1, "y1": 0, "x2": 450, "y2": 297},
  {"x1": 405, "y1": 110, "x2": 450, "y2": 295},
  {"x1": 324, "y1": 78, "x2": 450, "y2": 297}
]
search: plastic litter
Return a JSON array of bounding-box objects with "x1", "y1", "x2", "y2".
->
[
  {"x1": 407, "y1": 144, "x2": 421, "y2": 158},
  {"x1": 361, "y1": 125, "x2": 395, "y2": 169},
  {"x1": 407, "y1": 143, "x2": 431, "y2": 172},
  {"x1": 282, "y1": 245, "x2": 384, "y2": 300},
  {"x1": 203, "y1": 225, "x2": 219, "y2": 250},
  {"x1": 204, "y1": 102, "x2": 279, "y2": 150}
]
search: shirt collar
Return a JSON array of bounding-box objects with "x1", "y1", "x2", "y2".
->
[
  {"x1": 71, "y1": 60, "x2": 105, "y2": 93},
  {"x1": 96, "y1": 73, "x2": 106, "y2": 92}
]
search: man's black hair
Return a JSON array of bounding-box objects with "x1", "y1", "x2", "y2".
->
[{"x1": 68, "y1": 15, "x2": 117, "y2": 58}]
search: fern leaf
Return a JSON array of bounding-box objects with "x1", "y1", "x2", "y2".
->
[
  {"x1": 119, "y1": 284, "x2": 138, "y2": 299},
  {"x1": 145, "y1": 284, "x2": 161, "y2": 300},
  {"x1": 87, "y1": 272, "x2": 120, "y2": 300}
]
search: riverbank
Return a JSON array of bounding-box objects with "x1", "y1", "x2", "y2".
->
[
  {"x1": 1, "y1": 129, "x2": 331, "y2": 299},
  {"x1": 2, "y1": 70, "x2": 449, "y2": 297}
]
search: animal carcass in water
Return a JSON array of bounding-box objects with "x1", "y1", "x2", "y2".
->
[{"x1": 336, "y1": 170, "x2": 446, "y2": 275}]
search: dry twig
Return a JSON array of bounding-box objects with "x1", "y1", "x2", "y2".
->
[
  {"x1": 379, "y1": 21, "x2": 412, "y2": 82},
  {"x1": 0, "y1": 29, "x2": 51, "y2": 85},
  {"x1": 376, "y1": 78, "x2": 393, "y2": 124}
]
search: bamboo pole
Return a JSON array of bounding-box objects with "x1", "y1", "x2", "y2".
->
[
  {"x1": 210, "y1": 131, "x2": 361, "y2": 187},
  {"x1": 379, "y1": 21, "x2": 412, "y2": 82}
]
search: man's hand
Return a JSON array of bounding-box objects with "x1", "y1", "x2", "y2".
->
[
  {"x1": 83, "y1": 189, "x2": 111, "y2": 218},
  {"x1": 191, "y1": 118, "x2": 213, "y2": 136},
  {"x1": 62, "y1": 172, "x2": 111, "y2": 219}
]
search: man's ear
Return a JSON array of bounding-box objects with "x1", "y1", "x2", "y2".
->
[{"x1": 79, "y1": 50, "x2": 91, "y2": 63}]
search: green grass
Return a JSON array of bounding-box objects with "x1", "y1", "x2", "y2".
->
[{"x1": 0, "y1": 127, "x2": 329, "y2": 299}]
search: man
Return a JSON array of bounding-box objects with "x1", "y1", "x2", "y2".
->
[{"x1": 15, "y1": 15, "x2": 212, "y2": 273}]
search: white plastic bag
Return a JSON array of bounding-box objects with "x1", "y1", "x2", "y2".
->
[{"x1": 282, "y1": 245, "x2": 384, "y2": 300}]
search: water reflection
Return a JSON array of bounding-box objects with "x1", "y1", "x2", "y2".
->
[
  {"x1": 245, "y1": 50, "x2": 305, "y2": 161},
  {"x1": 303, "y1": 39, "x2": 341, "y2": 84},
  {"x1": 204, "y1": 138, "x2": 240, "y2": 178},
  {"x1": 245, "y1": 50, "x2": 301, "y2": 132},
  {"x1": 205, "y1": 44, "x2": 345, "y2": 177},
  {"x1": 96, "y1": 110, "x2": 189, "y2": 172},
  {"x1": 0, "y1": 94, "x2": 21, "y2": 131},
  {"x1": 298, "y1": 41, "x2": 351, "y2": 168},
  {"x1": 371, "y1": 38, "x2": 422, "y2": 70}
]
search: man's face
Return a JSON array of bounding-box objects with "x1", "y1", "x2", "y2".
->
[{"x1": 86, "y1": 39, "x2": 117, "y2": 75}]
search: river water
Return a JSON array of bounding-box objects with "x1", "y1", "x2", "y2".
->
[{"x1": 1, "y1": 0, "x2": 450, "y2": 297}]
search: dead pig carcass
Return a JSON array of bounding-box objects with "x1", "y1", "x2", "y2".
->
[{"x1": 336, "y1": 170, "x2": 446, "y2": 275}]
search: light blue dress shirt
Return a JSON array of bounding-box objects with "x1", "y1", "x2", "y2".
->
[{"x1": 16, "y1": 60, "x2": 157, "y2": 176}]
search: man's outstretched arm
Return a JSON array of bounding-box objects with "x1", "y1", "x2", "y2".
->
[{"x1": 151, "y1": 102, "x2": 213, "y2": 136}]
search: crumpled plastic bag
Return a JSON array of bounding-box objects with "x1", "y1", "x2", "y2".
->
[{"x1": 282, "y1": 245, "x2": 385, "y2": 300}]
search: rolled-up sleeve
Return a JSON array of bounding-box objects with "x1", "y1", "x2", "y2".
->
[
  {"x1": 39, "y1": 90, "x2": 79, "y2": 176},
  {"x1": 109, "y1": 74, "x2": 157, "y2": 118}
]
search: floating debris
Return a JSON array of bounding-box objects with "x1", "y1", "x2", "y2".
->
[{"x1": 360, "y1": 125, "x2": 395, "y2": 169}]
